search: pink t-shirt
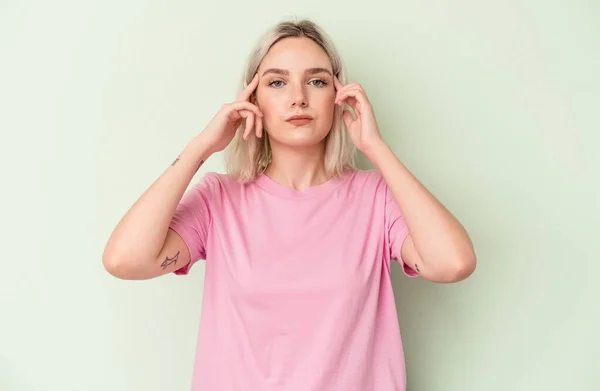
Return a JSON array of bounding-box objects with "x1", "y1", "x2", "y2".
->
[{"x1": 169, "y1": 168, "x2": 418, "y2": 391}]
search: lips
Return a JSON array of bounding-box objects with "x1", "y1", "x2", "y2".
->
[
  {"x1": 286, "y1": 115, "x2": 313, "y2": 121},
  {"x1": 286, "y1": 114, "x2": 313, "y2": 126}
]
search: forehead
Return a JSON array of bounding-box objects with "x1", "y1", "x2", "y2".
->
[{"x1": 258, "y1": 37, "x2": 332, "y2": 72}]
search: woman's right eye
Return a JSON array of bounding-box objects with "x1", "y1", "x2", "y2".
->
[{"x1": 268, "y1": 80, "x2": 285, "y2": 88}]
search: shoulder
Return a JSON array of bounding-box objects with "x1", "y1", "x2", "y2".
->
[
  {"x1": 346, "y1": 168, "x2": 387, "y2": 190},
  {"x1": 349, "y1": 168, "x2": 382, "y2": 181},
  {"x1": 200, "y1": 171, "x2": 237, "y2": 187},
  {"x1": 191, "y1": 171, "x2": 253, "y2": 200},
  {"x1": 343, "y1": 169, "x2": 394, "y2": 206},
  {"x1": 197, "y1": 171, "x2": 242, "y2": 188}
]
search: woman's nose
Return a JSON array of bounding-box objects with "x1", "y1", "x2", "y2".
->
[{"x1": 291, "y1": 87, "x2": 308, "y2": 108}]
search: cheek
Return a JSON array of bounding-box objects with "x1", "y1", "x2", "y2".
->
[
  {"x1": 316, "y1": 92, "x2": 336, "y2": 120},
  {"x1": 317, "y1": 89, "x2": 336, "y2": 109}
]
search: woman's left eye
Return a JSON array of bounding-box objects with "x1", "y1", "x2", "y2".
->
[{"x1": 310, "y1": 79, "x2": 327, "y2": 87}]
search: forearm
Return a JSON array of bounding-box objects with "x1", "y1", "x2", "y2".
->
[
  {"x1": 367, "y1": 141, "x2": 476, "y2": 275},
  {"x1": 102, "y1": 135, "x2": 212, "y2": 266}
]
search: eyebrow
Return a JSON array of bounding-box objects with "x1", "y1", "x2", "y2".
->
[{"x1": 261, "y1": 67, "x2": 333, "y2": 77}]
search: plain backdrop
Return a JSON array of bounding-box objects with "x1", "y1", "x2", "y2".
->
[{"x1": 1, "y1": 1, "x2": 598, "y2": 390}]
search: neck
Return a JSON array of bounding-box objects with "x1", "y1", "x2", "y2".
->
[{"x1": 263, "y1": 141, "x2": 327, "y2": 190}]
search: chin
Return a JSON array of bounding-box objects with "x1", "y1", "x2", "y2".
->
[{"x1": 270, "y1": 126, "x2": 329, "y2": 149}]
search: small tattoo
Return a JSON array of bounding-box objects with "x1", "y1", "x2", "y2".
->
[
  {"x1": 197, "y1": 159, "x2": 205, "y2": 171},
  {"x1": 161, "y1": 251, "x2": 180, "y2": 269},
  {"x1": 171, "y1": 156, "x2": 180, "y2": 166},
  {"x1": 414, "y1": 264, "x2": 420, "y2": 273}
]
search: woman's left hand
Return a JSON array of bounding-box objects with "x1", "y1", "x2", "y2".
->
[{"x1": 334, "y1": 77, "x2": 386, "y2": 157}]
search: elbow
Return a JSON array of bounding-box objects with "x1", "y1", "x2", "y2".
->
[
  {"x1": 102, "y1": 252, "x2": 125, "y2": 279},
  {"x1": 102, "y1": 250, "x2": 137, "y2": 280},
  {"x1": 427, "y1": 249, "x2": 476, "y2": 283},
  {"x1": 447, "y1": 249, "x2": 477, "y2": 282}
]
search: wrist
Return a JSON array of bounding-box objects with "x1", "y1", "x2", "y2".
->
[
  {"x1": 183, "y1": 135, "x2": 213, "y2": 166},
  {"x1": 363, "y1": 140, "x2": 390, "y2": 168}
]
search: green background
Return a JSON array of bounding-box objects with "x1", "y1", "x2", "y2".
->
[{"x1": 1, "y1": 1, "x2": 597, "y2": 390}]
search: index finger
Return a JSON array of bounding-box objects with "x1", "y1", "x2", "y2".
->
[
  {"x1": 333, "y1": 75, "x2": 344, "y2": 91},
  {"x1": 237, "y1": 73, "x2": 260, "y2": 101}
]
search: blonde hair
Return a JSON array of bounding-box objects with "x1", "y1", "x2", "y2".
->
[{"x1": 225, "y1": 18, "x2": 357, "y2": 183}]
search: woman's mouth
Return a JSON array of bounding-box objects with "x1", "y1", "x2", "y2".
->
[{"x1": 286, "y1": 115, "x2": 313, "y2": 126}]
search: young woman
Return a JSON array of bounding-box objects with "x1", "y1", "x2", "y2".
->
[{"x1": 103, "y1": 19, "x2": 476, "y2": 391}]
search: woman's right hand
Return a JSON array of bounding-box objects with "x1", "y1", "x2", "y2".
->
[{"x1": 199, "y1": 73, "x2": 263, "y2": 156}]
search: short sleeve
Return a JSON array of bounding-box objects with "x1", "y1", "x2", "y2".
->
[
  {"x1": 385, "y1": 182, "x2": 419, "y2": 278},
  {"x1": 168, "y1": 173, "x2": 216, "y2": 275}
]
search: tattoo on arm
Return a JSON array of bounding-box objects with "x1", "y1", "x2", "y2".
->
[
  {"x1": 161, "y1": 251, "x2": 180, "y2": 269},
  {"x1": 415, "y1": 264, "x2": 420, "y2": 273},
  {"x1": 171, "y1": 155, "x2": 205, "y2": 171}
]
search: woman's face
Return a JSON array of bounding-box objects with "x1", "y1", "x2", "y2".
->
[{"x1": 255, "y1": 37, "x2": 336, "y2": 149}]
